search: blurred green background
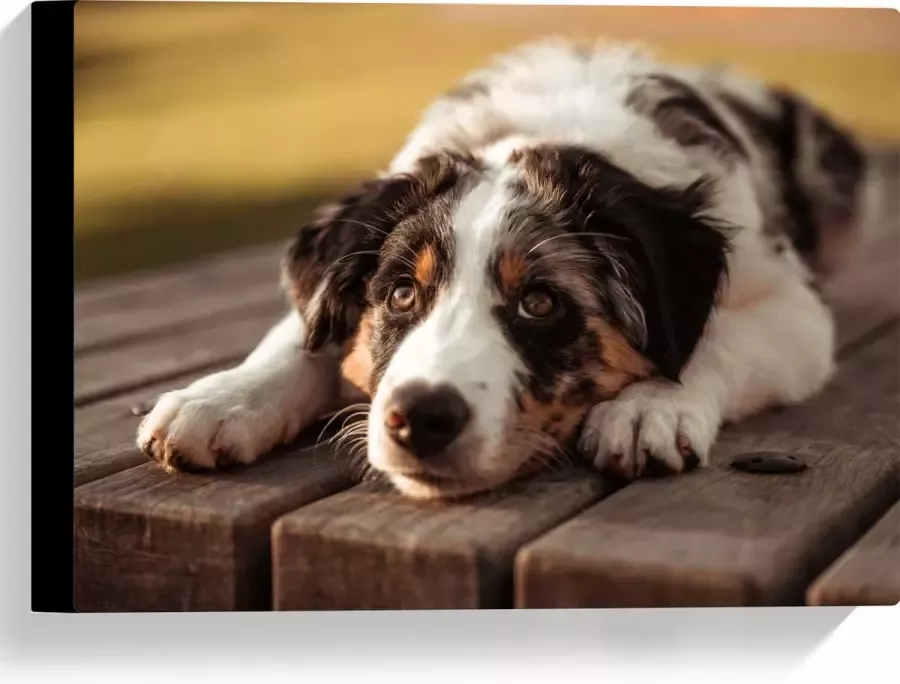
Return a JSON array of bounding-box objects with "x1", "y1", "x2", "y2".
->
[{"x1": 74, "y1": 2, "x2": 900, "y2": 284}]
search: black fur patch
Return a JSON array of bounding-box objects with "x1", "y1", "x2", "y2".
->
[
  {"x1": 282, "y1": 153, "x2": 477, "y2": 352},
  {"x1": 720, "y1": 90, "x2": 866, "y2": 272},
  {"x1": 627, "y1": 74, "x2": 747, "y2": 159},
  {"x1": 725, "y1": 92, "x2": 820, "y2": 258},
  {"x1": 511, "y1": 144, "x2": 732, "y2": 382},
  {"x1": 493, "y1": 285, "x2": 591, "y2": 403}
]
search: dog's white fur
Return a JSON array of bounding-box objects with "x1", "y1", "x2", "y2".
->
[
  {"x1": 138, "y1": 40, "x2": 843, "y2": 493},
  {"x1": 368, "y1": 178, "x2": 527, "y2": 482},
  {"x1": 139, "y1": 310, "x2": 337, "y2": 471}
]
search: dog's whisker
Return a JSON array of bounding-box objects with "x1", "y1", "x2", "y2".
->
[
  {"x1": 331, "y1": 427, "x2": 369, "y2": 455},
  {"x1": 526, "y1": 231, "x2": 630, "y2": 257},
  {"x1": 317, "y1": 403, "x2": 371, "y2": 444},
  {"x1": 511, "y1": 426, "x2": 576, "y2": 474},
  {"x1": 328, "y1": 415, "x2": 370, "y2": 453},
  {"x1": 323, "y1": 250, "x2": 382, "y2": 276}
]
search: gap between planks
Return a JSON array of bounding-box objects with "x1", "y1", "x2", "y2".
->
[
  {"x1": 75, "y1": 301, "x2": 288, "y2": 407},
  {"x1": 76, "y1": 365, "x2": 239, "y2": 486},
  {"x1": 807, "y1": 498, "x2": 900, "y2": 606},
  {"x1": 74, "y1": 424, "x2": 357, "y2": 612},
  {"x1": 75, "y1": 241, "x2": 283, "y2": 353}
]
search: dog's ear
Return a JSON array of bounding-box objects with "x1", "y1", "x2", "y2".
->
[
  {"x1": 516, "y1": 145, "x2": 731, "y2": 381},
  {"x1": 596, "y1": 175, "x2": 731, "y2": 381},
  {"x1": 282, "y1": 153, "x2": 477, "y2": 352},
  {"x1": 281, "y1": 178, "x2": 402, "y2": 352}
]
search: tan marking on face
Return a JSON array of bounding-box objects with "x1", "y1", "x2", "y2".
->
[
  {"x1": 514, "y1": 390, "x2": 585, "y2": 451},
  {"x1": 590, "y1": 317, "x2": 655, "y2": 395},
  {"x1": 414, "y1": 245, "x2": 438, "y2": 286},
  {"x1": 503, "y1": 318, "x2": 655, "y2": 470},
  {"x1": 498, "y1": 250, "x2": 528, "y2": 293},
  {"x1": 340, "y1": 310, "x2": 374, "y2": 399}
]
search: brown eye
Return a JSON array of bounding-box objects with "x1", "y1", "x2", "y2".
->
[
  {"x1": 389, "y1": 281, "x2": 417, "y2": 313},
  {"x1": 518, "y1": 287, "x2": 557, "y2": 320}
]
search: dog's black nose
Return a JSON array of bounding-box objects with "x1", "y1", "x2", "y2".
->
[{"x1": 384, "y1": 382, "x2": 471, "y2": 459}]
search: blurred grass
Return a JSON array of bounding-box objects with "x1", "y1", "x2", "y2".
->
[{"x1": 74, "y1": 2, "x2": 900, "y2": 283}]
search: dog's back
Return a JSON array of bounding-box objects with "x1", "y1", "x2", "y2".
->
[
  {"x1": 693, "y1": 63, "x2": 869, "y2": 276},
  {"x1": 390, "y1": 39, "x2": 869, "y2": 280}
]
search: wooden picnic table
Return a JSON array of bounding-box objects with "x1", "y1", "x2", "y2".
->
[{"x1": 74, "y1": 151, "x2": 900, "y2": 611}]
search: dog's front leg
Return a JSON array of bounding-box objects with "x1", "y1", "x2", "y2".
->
[
  {"x1": 579, "y1": 281, "x2": 836, "y2": 478},
  {"x1": 137, "y1": 310, "x2": 340, "y2": 472}
]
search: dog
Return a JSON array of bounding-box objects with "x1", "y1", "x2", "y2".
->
[{"x1": 137, "y1": 39, "x2": 869, "y2": 500}]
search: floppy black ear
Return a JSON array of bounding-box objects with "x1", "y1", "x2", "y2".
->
[
  {"x1": 281, "y1": 179, "x2": 400, "y2": 352},
  {"x1": 595, "y1": 176, "x2": 731, "y2": 381},
  {"x1": 522, "y1": 145, "x2": 731, "y2": 381},
  {"x1": 282, "y1": 153, "x2": 476, "y2": 352}
]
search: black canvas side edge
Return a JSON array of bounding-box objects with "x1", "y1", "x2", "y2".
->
[{"x1": 32, "y1": 0, "x2": 77, "y2": 613}]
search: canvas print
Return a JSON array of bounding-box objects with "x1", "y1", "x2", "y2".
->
[{"x1": 72, "y1": 2, "x2": 900, "y2": 612}]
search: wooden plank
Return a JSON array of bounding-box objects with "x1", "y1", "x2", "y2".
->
[
  {"x1": 76, "y1": 366, "x2": 233, "y2": 486},
  {"x1": 74, "y1": 430, "x2": 356, "y2": 612},
  {"x1": 272, "y1": 469, "x2": 613, "y2": 610},
  {"x1": 730, "y1": 322, "x2": 899, "y2": 449},
  {"x1": 74, "y1": 301, "x2": 286, "y2": 406},
  {"x1": 75, "y1": 242, "x2": 283, "y2": 352},
  {"x1": 75, "y1": 241, "x2": 280, "y2": 314},
  {"x1": 515, "y1": 329, "x2": 900, "y2": 608},
  {"x1": 515, "y1": 436, "x2": 898, "y2": 608},
  {"x1": 807, "y1": 499, "x2": 900, "y2": 606},
  {"x1": 825, "y1": 248, "x2": 899, "y2": 353},
  {"x1": 76, "y1": 280, "x2": 281, "y2": 354}
]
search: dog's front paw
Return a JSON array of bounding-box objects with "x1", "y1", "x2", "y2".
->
[
  {"x1": 136, "y1": 370, "x2": 303, "y2": 473},
  {"x1": 578, "y1": 382, "x2": 719, "y2": 480}
]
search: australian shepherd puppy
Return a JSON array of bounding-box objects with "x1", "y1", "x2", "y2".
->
[{"x1": 137, "y1": 40, "x2": 869, "y2": 499}]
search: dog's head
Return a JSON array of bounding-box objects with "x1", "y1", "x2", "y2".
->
[{"x1": 283, "y1": 145, "x2": 729, "y2": 499}]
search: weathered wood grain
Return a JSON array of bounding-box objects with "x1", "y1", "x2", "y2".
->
[
  {"x1": 76, "y1": 280, "x2": 281, "y2": 354},
  {"x1": 807, "y1": 499, "x2": 900, "y2": 606},
  {"x1": 75, "y1": 428, "x2": 357, "y2": 612},
  {"x1": 75, "y1": 302, "x2": 286, "y2": 406},
  {"x1": 75, "y1": 241, "x2": 281, "y2": 317},
  {"x1": 729, "y1": 323, "x2": 899, "y2": 449},
  {"x1": 272, "y1": 469, "x2": 613, "y2": 610},
  {"x1": 515, "y1": 328, "x2": 900, "y2": 608},
  {"x1": 515, "y1": 436, "x2": 898, "y2": 608},
  {"x1": 75, "y1": 366, "x2": 233, "y2": 486},
  {"x1": 75, "y1": 241, "x2": 283, "y2": 354}
]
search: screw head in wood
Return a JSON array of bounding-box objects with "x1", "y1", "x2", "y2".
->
[{"x1": 730, "y1": 451, "x2": 808, "y2": 474}]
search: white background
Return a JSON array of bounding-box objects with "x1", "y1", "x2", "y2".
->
[{"x1": 1, "y1": 1, "x2": 897, "y2": 681}]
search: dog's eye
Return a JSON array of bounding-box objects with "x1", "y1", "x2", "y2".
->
[
  {"x1": 388, "y1": 281, "x2": 417, "y2": 313},
  {"x1": 517, "y1": 286, "x2": 557, "y2": 320}
]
